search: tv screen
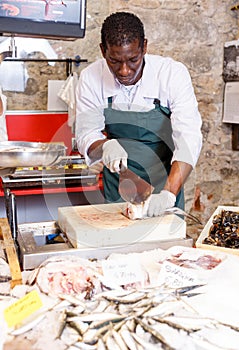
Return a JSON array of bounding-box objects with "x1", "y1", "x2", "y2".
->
[{"x1": 0, "y1": 0, "x2": 86, "y2": 39}]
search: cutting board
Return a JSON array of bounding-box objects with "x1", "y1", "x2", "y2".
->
[{"x1": 58, "y1": 203, "x2": 186, "y2": 249}]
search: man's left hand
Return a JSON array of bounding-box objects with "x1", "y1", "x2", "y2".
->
[{"x1": 147, "y1": 190, "x2": 176, "y2": 217}]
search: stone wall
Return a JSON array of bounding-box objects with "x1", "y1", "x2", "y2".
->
[{"x1": 2, "y1": 0, "x2": 239, "y2": 232}]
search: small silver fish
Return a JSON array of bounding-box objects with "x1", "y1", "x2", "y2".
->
[
  {"x1": 135, "y1": 318, "x2": 173, "y2": 350},
  {"x1": 10, "y1": 313, "x2": 46, "y2": 336},
  {"x1": 70, "y1": 342, "x2": 97, "y2": 350},
  {"x1": 55, "y1": 309, "x2": 67, "y2": 339},
  {"x1": 83, "y1": 328, "x2": 98, "y2": 345},
  {"x1": 58, "y1": 293, "x2": 87, "y2": 308},
  {"x1": 67, "y1": 319, "x2": 89, "y2": 336},
  {"x1": 103, "y1": 291, "x2": 145, "y2": 305},
  {"x1": 68, "y1": 312, "x2": 125, "y2": 324},
  {"x1": 111, "y1": 329, "x2": 128, "y2": 350},
  {"x1": 132, "y1": 332, "x2": 163, "y2": 350},
  {"x1": 97, "y1": 337, "x2": 107, "y2": 350},
  {"x1": 120, "y1": 326, "x2": 139, "y2": 350},
  {"x1": 105, "y1": 332, "x2": 121, "y2": 350}
]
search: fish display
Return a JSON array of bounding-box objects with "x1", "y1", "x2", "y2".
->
[
  {"x1": 1, "y1": 247, "x2": 239, "y2": 349},
  {"x1": 3, "y1": 284, "x2": 239, "y2": 350}
]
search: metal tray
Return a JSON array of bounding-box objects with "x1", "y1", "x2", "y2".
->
[{"x1": 0, "y1": 141, "x2": 66, "y2": 168}]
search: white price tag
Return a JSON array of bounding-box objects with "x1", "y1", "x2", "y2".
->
[
  {"x1": 102, "y1": 256, "x2": 144, "y2": 286},
  {"x1": 158, "y1": 260, "x2": 201, "y2": 288}
]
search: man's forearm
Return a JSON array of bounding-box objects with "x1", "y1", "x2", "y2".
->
[
  {"x1": 0, "y1": 97, "x2": 3, "y2": 115},
  {"x1": 88, "y1": 139, "x2": 108, "y2": 162},
  {"x1": 163, "y1": 161, "x2": 192, "y2": 196}
]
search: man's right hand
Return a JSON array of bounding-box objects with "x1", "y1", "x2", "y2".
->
[{"x1": 102, "y1": 139, "x2": 128, "y2": 173}]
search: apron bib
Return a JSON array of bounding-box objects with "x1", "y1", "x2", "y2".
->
[{"x1": 103, "y1": 97, "x2": 184, "y2": 209}]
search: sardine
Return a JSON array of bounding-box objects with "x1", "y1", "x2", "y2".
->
[
  {"x1": 103, "y1": 291, "x2": 145, "y2": 304},
  {"x1": 67, "y1": 312, "x2": 126, "y2": 324},
  {"x1": 132, "y1": 332, "x2": 163, "y2": 350},
  {"x1": 165, "y1": 314, "x2": 216, "y2": 330},
  {"x1": 97, "y1": 338, "x2": 107, "y2": 350},
  {"x1": 66, "y1": 304, "x2": 86, "y2": 317},
  {"x1": 152, "y1": 316, "x2": 194, "y2": 333},
  {"x1": 10, "y1": 313, "x2": 46, "y2": 336},
  {"x1": 120, "y1": 326, "x2": 139, "y2": 350},
  {"x1": 55, "y1": 309, "x2": 67, "y2": 339},
  {"x1": 111, "y1": 329, "x2": 128, "y2": 350},
  {"x1": 135, "y1": 318, "x2": 174, "y2": 350},
  {"x1": 143, "y1": 300, "x2": 179, "y2": 318},
  {"x1": 58, "y1": 293, "x2": 87, "y2": 308},
  {"x1": 83, "y1": 328, "x2": 98, "y2": 345},
  {"x1": 67, "y1": 319, "x2": 89, "y2": 336},
  {"x1": 105, "y1": 332, "x2": 122, "y2": 350},
  {"x1": 92, "y1": 300, "x2": 109, "y2": 313},
  {"x1": 89, "y1": 316, "x2": 125, "y2": 330},
  {"x1": 70, "y1": 342, "x2": 97, "y2": 350},
  {"x1": 0, "y1": 275, "x2": 11, "y2": 282}
]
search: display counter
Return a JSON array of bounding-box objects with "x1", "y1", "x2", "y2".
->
[
  {"x1": 1, "y1": 111, "x2": 104, "y2": 222},
  {"x1": 0, "y1": 176, "x2": 104, "y2": 223}
]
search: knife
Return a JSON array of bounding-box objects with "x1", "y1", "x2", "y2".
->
[
  {"x1": 118, "y1": 168, "x2": 154, "y2": 204},
  {"x1": 160, "y1": 207, "x2": 202, "y2": 224}
]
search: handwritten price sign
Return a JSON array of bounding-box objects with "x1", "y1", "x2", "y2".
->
[
  {"x1": 4, "y1": 290, "x2": 43, "y2": 328},
  {"x1": 158, "y1": 261, "x2": 202, "y2": 288},
  {"x1": 102, "y1": 256, "x2": 145, "y2": 286}
]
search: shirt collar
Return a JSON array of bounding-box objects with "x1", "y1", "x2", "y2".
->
[{"x1": 140, "y1": 54, "x2": 159, "y2": 98}]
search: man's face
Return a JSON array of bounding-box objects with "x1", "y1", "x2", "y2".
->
[{"x1": 100, "y1": 39, "x2": 147, "y2": 86}]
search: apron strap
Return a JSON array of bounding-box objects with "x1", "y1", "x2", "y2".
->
[
  {"x1": 108, "y1": 96, "x2": 113, "y2": 108},
  {"x1": 153, "y1": 98, "x2": 171, "y2": 118}
]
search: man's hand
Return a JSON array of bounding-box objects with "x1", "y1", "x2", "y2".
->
[
  {"x1": 88, "y1": 162, "x2": 104, "y2": 175},
  {"x1": 102, "y1": 139, "x2": 127, "y2": 173},
  {"x1": 147, "y1": 190, "x2": 176, "y2": 217}
]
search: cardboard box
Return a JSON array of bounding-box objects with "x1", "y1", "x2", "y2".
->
[{"x1": 196, "y1": 206, "x2": 239, "y2": 256}]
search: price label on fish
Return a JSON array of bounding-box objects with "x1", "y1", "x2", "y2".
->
[
  {"x1": 4, "y1": 290, "x2": 43, "y2": 328},
  {"x1": 102, "y1": 256, "x2": 145, "y2": 286},
  {"x1": 158, "y1": 260, "x2": 202, "y2": 288}
]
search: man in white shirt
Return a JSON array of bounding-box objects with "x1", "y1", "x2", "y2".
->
[
  {"x1": 75, "y1": 12, "x2": 202, "y2": 217},
  {"x1": 0, "y1": 87, "x2": 8, "y2": 141}
]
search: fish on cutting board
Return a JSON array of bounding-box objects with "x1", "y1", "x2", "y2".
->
[{"x1": 123, "y1": 197, "x2": 151, "y2": 220}]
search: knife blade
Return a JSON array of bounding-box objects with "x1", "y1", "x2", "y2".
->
[
  {"x1": 118, "y1": 168, "x2": 154, "y2": 204},
  {"x1": 160, "y1": 207, "x2": 202, "y2": 225}
]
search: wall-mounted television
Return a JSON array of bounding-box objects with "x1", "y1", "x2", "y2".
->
[{"x1": 0, "y1": 0, "x2": 86, "y2": 39}]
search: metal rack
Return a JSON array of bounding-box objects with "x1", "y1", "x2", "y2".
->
[{"x1": 4, "y1": 56, "x2": 88, "y2": 76}]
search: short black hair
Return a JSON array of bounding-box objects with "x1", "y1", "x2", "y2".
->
[{"x1": 101, "y1": 12, "x2": 145, "y2": 52}]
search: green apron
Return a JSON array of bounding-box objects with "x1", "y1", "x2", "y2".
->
[{"x1": 103, "y1": 97, "x2": 184, "y2": 209}]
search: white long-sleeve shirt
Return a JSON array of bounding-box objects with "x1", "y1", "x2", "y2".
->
[
  {"x1": 0, "y1": 87, "x2": 8, "y2": 141},
  {"x1": 75, "y1": 54, "x2": 202, "y2": 167}
]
